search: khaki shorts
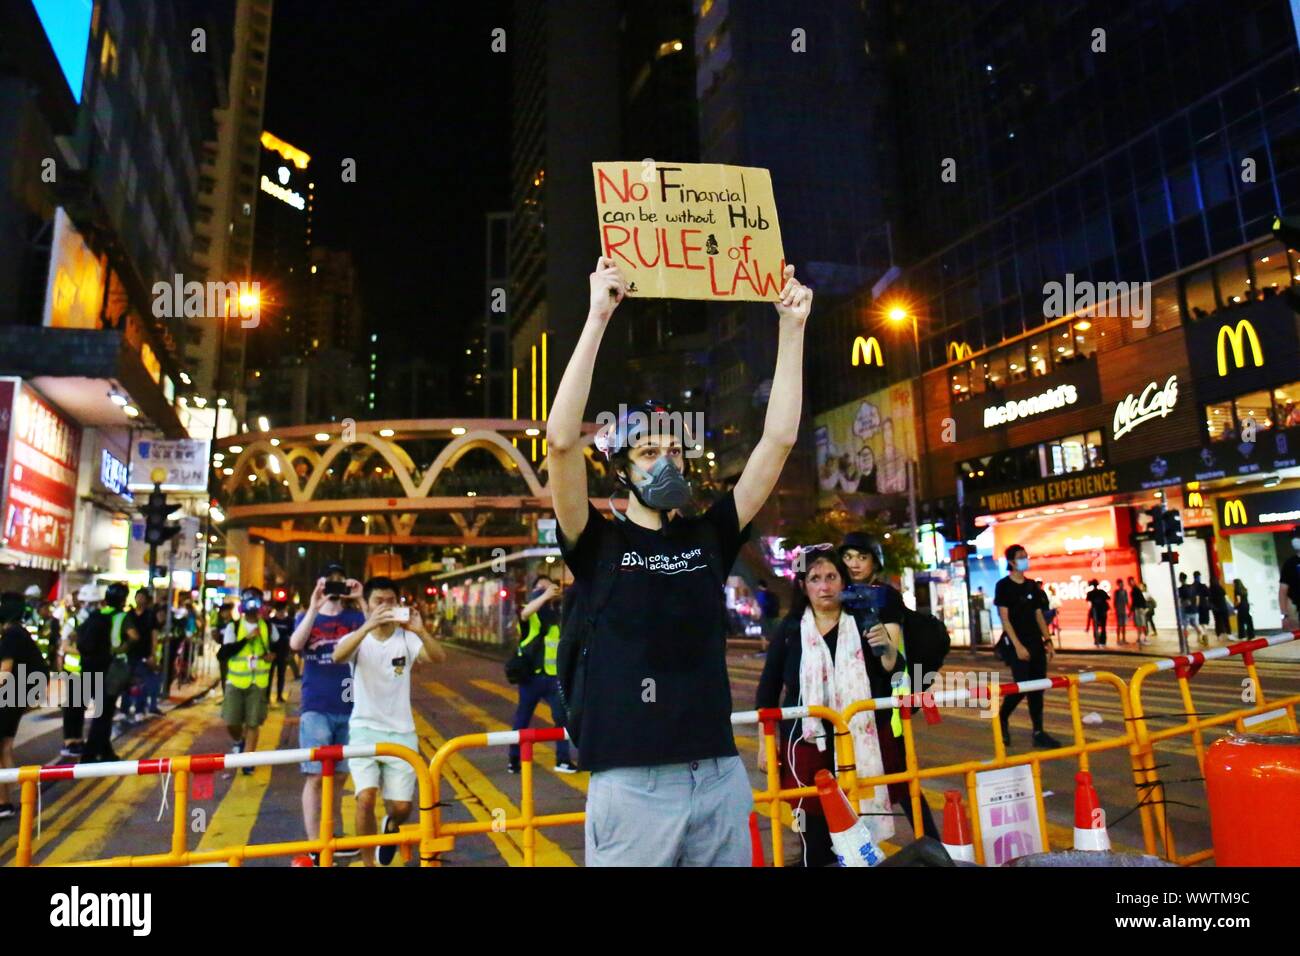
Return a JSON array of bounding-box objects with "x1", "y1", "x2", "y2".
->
[{"x1": 222, "y1": 683, "x2": 268, "y2": 728}]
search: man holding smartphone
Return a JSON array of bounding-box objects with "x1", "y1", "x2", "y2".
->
[
  {"x1": 290, "y1": 563, "x2": 365, "y2": 860},
  {"x1": 333, "y1": 577, "x2": 445, "y2": 866}
]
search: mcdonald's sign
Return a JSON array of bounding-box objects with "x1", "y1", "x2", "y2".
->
[
  {"x1": 1187, "y1": 491, "x2": 1203, "y2": 508},
  {"x1": 1216, "y1": 319, "x2": 1264, "y2": 377},
  {"x1": 1221, "y1": 499, "x2": 1249, "y2": 527},
  {"x1": 947, "y1": 341, "x2": 973, "y2": 362},
  {"x1": 851, "y1": 335, "x2": 884, "y2": 367}
]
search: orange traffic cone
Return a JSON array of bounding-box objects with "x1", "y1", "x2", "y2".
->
[
  {"x1": 814, "y1": 769, "x2": 884, "y2": 866},
  {"x1": 941, "y1": 790, "x2": 976, "y2": 863},
  {"x1": 749, "y1": 811, "x2": 765, "y2": 867},
  {"x1": 290, "y1": 854, "x2": 315, "y2": 867},
  {"x1": 1073, "y1": 770, "x2": 1111, "y2": 851}
]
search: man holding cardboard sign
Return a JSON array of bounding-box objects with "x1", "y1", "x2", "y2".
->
[
  {"x1": 546, "y1": 247, "x2": 811, "y2": 866},
  {"x1": 592, "y1": 161, "x2": 786, "y2": 302}
]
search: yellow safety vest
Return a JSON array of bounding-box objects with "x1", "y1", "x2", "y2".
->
[
  {"x1": 106, "y1": 608, "x2": 129, "y2": 657},
  {"x1": 226, "y1": 619, "x2": 272, "y2": 689},
  {"x1": 519, "y1": 613, "x2": 560, "y2": 677}
]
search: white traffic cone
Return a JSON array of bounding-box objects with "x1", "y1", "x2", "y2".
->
[
  {"x1": 814, "y1": 769, "x2": 885, "y2": 867},
  {"x1": 941, "y1": 789, "x2": 976, "y2": 863},
  {"x1": 1073, "y1": 770, "x2": 1111, "y2": 851}
]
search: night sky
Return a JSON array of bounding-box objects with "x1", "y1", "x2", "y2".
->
[{"x1": 262, "y1": 0, "x2": 512, "y2": 406}]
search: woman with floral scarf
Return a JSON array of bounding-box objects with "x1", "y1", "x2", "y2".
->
[{"x1": 755, "y1": 547, "x2": 908, "y2": 866}]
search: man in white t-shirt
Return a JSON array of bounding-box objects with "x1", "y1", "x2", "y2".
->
[{"x1": 332, "y1": 576, "x2": 445, "y2": 866}]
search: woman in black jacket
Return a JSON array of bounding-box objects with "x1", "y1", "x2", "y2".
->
[{"x1": 756, "y1": 546, "x2": 932, "y2": 865}]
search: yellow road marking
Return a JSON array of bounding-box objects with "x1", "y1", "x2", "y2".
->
[
  {"x1": 195, "y1": 702, "x2": 288, "y2": 854},
  {"x1": 0, "y1": 715, "x2": 187, "y2": 863},
  {"x1": 39, "y1": 706, "x2": 214, "y2": 864}
]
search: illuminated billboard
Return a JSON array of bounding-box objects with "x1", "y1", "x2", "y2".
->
[
  {"x1": 43, "y1": 208, "x2": 104, "y2": 329},
  {"x1": 0, "y1": 378, "x2": 82, "y2": 564},
  {"x1": 30, "y1": 0, "x2": 93, "y2": 103}
]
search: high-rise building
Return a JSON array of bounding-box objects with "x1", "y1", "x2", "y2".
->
[
  {"x1": 482, "y1": 211, "x2": 510, "y2": 416},
  {"x1": 509, "y1": 0, "x2": 622, "y2": 458},
  {"x1": 189, "y1": 0, "x2": 274, "y2": 413}
]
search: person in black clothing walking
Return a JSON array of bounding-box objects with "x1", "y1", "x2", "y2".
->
[
  {"x1": 1085, "y1": 580, "x2": 1110, "y2": 647},
  {"x1": 1209, "y1": 578, "x2": 1232, "y2": 640},
  {"x1": 995, "y1": 545, "x2": 1062, "y2": 749},
  {"x1": 77, "y1": 582, "x2": 139, "y2": 763},
  {"x1": 1, "y1": 593, "x2": 50, "y2": 818},
  {"x1": 1232, "y1": 579, "x2": 1255, "y2": 640},
  {"x1": 1193, "y1": 571, "x2": 1212, "y2": 646}
]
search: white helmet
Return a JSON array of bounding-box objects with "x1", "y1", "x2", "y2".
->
[
  {"x1": 77, "y1": 583, "x2": 105, "y2": 603},
  {"x1": 24, "y1": 584, "x2": 41, "y2": 599}
]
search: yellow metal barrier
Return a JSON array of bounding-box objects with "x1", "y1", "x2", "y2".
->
[
  {"x1": 1128, "y1": 633, "x2": 1300, "y2": 865},
  {"x1": 4, "y1": 742, "x2": 447, "y2": 867}
]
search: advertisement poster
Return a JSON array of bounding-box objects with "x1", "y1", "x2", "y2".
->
[
  {"x1": 813, "y1": 383, "x2": 917, "y2": 506},
  {"x1": 975, "y1": 764, "x2": 1044, "y2": 865},
  {"x1": 0, "y1": 379, "x2": 82, "y2": 563},
  {"x1": 592, "y1": 161, "x2": 784, "y2": 301}
]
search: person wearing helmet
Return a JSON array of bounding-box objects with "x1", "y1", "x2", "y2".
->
[
  {"x1": 76, "y1": 582, "x2": 139, "y2": 763},
  {"x1": 546, "y1": 256, "x2": 813, "y2": 866}
]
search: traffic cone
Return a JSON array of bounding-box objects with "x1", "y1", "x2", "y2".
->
[
  {"x1": 290, "y1": 854, "x2": 315, "y2": 867},
  {"x1": 749, "y1": 811, "x2": 765, "y2": 867},
  {"x1": 941, "y1": 789, "x2": 976, "y2": 863},
  {"x1": 814, "y1": 769, "x2": 884, "y2": 866},
  {"x1": 1073, "y1": 770, "x2": 1111, "y2": 851}
]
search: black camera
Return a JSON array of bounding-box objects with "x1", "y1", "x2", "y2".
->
[
  {"x1": 838, "y1": 583, "x2": 888, "y2": 655},
  {"x1": 323, "y1": 580, "x2": 347, "y2": 597}
]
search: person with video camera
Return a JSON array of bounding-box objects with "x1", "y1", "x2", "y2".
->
[
  {"x1": 506, "y1": 574, "x2": 576, "y2": 774},
  {"x1": 332, "y1": 577, "x2": 445, "y2": 866},
  {"x1": 546, "y1": 256, "x2": 812, "y2": 866},
  {"x1": 994, "y1": 545, "x2": 1061, "y2": 749},
  {"x1": 289, "y1": 563, "x2": 365, "y2": 860},
  {"x1": 218, "y1": 587, "x2": 276, "y2": 773},
  {"x1": 77, "y1": 582, "x2": 138, "y2": 763},
  {"x1": 755, "y1": 546, "x2": 908, "y2": 865}
]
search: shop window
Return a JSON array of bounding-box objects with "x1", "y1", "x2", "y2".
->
[
  {"x1": 1027, "y1": 331, "x2": 1052, "y2": 376},
  {"x1": 1005, "y1": 340, "x2": 1028, "y2": 383},
  {"x1": 1052, "y1": 321, "x2": 1076, "y2": 362},
  {"x1": 1206, "y1": 401, "x2": 1235, "y2": 442},
  {"x1": 1152, "y1": 277, "x2": 1182, "y2": 332},
  {"x1": 966, "y1": 360, "x2": 986, "y2": 398},
  {"x1": 1070, "y1": 319, "x2": 1098, "y2": 360},
  {"x1": 1274, "y1": 381, "x2": 1300, "y2": 427},
  {"x1": 1251, "y1": 241, "x2": 1292, "y2": 297},
  {"x1": 984, "y1": 350, "x2": 1008, "y2": 390},
  {"x1": 1047, "y1": 434, "x2": 1088, "y2": 475},
  {"x1": 949, "y1": 363, "x2": 971, "y2": 401},
  {"x1": 1216, "y1": 252, "x2": 1252, "y2": 306},
  {"x1": 1182, "y1": 265, "x2": 1218, "y2": 320},
  {"x1": 1235, "y1": 389, "x2": 1276, "y2": 433},
  {"x1": 1086, "y1": 429, "x2": 1106, "y2": 468}
]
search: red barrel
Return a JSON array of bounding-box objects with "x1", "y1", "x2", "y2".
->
[{"x1": 1204, "y1": 733, "x2": 1300, "y2": 866}]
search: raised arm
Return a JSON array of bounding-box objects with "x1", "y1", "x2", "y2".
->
[
  {"x1": 290, "y1": 578, "x2": 326, "y2": 652},
  {"x1": 733, "y1": 265, "x2": 812, "y2": 529},
  {"x1": 546, "y1": 257, "x2": 628, "y2": 544}
]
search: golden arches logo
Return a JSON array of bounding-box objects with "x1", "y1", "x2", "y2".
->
[
  {"x1": 851, "y1": 336, "x2": 884, "y2": 367},
  {"x1": 1222, "y1": 499, "x2": 1248, "y2": 527},
  {"x1": 1187, "y1": 491, "x2": 1203, "y2": 508},
  {"x1": 947, "y1": 341, "x2": 972, "y2": 362},
  {"x1": 1216, "y1": 319, "x2": 1263, "y2": 376}
]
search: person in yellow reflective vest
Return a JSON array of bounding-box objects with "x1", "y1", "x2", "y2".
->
[
  {"x1": 508, "y1": 575, "x2": 576, "y2": 774},
  {"x1": 219, "y1": 587, "x2": 274, "y2": 774}
]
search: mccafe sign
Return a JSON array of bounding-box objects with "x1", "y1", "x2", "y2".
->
[{"x1": 1112, "y1": 375, "x2": 1179, "y2": 441}]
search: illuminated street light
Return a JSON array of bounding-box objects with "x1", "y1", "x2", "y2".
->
[
  {"x1": 888, "y1": 306, "x2": 908, "y2": 323},
  {"x1": 524, "y1": 427, "x2": 540, "y2": 436},
  {"x1": 378, "y1": 428, "x2": 395, "y2": 437},
  {"x1": 239, "y1": 289, "x2": 261, "y2": 312},
  {"x1": 314, "y1": 432, "x2": 330, "y2": 441},
  {"x1": 451, "y1": 426, "x2": 467, "y2": 436}
]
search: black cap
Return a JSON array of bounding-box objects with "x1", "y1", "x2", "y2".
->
[{"x1": 321, "y1": 562, "x2": 345, "y2": 578}]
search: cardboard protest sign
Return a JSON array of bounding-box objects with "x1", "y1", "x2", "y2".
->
[{"x1": 592, "y1": 161, "x2": 785, "y2": 302}]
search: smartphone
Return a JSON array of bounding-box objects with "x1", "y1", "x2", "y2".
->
[
  {"x1": 323, "y1": 580, "x2": 347, "y2": 597},
  {"x1": 392, "y1": 606, "x2": 410, "y2": 623}
]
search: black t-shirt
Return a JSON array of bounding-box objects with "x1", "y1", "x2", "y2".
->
[
  {"x1": 130, "y1": 608, "x2": 154, "y2": 662},
  {"x1": 1086, "y1": 588, "x2": 1110, "y2": 615},
  {"x1": 1281, "y1": 555, "x2": 1300, "y2": 595},
  {"x1": 1177, "y1": 583, "x2": 1196, "y2": 607},
  {"x1": 560, "y1": 492, "x2": 750, "y2": 771},
  {"x1": 994, "y1": 576, "x2": 1046, "y2": 649},
  {"x1": 0, "y1": 623, "x2": 47, "y2": 677}
]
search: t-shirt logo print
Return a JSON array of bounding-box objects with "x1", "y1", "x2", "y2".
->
[
  {"x1": 619, "y1": 547, "x2": 707, "y2": 575},
  {"x1": 391, "y1": 655, "x2": 407, "y2": 676}
]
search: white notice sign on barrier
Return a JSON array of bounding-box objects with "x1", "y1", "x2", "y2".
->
[{"x1": 975, "y1": 764, "x2": 1044, "y2": 865}]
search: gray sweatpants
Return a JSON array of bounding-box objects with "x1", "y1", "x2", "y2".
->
[{"x1": 584, "y1": 756, "x2": 753, "y2": 867}]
